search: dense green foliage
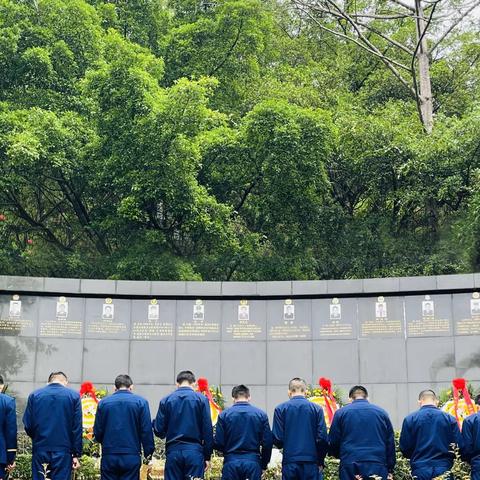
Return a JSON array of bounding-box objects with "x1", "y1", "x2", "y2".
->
[{"x1": 0, "y1": 0, "x2": 479, "y2": 280}]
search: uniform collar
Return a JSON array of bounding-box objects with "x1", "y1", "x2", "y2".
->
[
  {"x1": 420, "y1": 404, "x2": 437, "y2": 409},
  {"x1": 47, "y1": 383, "x2": 64, "y2": 387},
  {"x1": 115, "y1": 389, "x2": 132, "y2": 394},
  {"x1": 352, "y1": 398, "x2": 368, "y2": 403},
  {"x1": 290, "y1": 396, "x2": 307, "y2": 401},
  {"x1": 233, "y1": 401, "x2": 250, "y2": 406}
]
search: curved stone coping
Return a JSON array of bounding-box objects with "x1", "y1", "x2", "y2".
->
[{"x1": 0, "y1": 273, "x2": 479, "y2": 298}]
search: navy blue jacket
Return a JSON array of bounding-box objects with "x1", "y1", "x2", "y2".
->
[
  {"x1": 0, "y1": 393, "x2": 17, "y2": 465},
  {"x1": 329, "y1": 399, "x2": 395, "y2": 472},
  {"x1": 153, "y1": 387, "x2": 213, "y2": 461},
  {"x1": 462, "y1": 412, "x2": 480, "y2": 469},
  {"x1": 23, "y1": 383, "x2": 82, "y2": 457},
  {"x1": 400, "y1": 405, "x2": 461, "y2": 471},
  {"x1": 272, "y1": 396, "x2": 328, "y2": 465},
  {"x1": 214, "y1": 401, "x2": 273, "y2": 470},
  {"x1": 93, "y1": 390, "x2": 155, "y2": 457}
]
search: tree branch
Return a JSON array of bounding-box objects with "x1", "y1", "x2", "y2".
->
[{"x1": 430, "y1": 0, "x2": 480, "y2": 53}]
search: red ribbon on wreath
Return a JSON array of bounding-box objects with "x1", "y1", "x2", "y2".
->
[
  {"x1": 198, "y1": 378, "x2": 221, "y2": 410},
  {"x1": 80, "y1": 381, "x2": 99, "y2": 403},
  {"x1": 452, "y1": 378, "x2": 475, "y2": 428},
  {"x1": 319, "y1": 377, "x2": 338, "y2": 425}
]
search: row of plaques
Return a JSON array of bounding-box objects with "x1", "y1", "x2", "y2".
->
[{"x1": 2, "y1": 293, "x2": 480, "y2": 340}]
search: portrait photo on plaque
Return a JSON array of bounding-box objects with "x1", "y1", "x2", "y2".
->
[
  {"x1": 330, "y1": 304, "x2": 342, "y2": 320},
  {"x1": 56, "y1": 301, "x2": 69, "y2": 318},
  {"x1": 102, "y1": 303, "x2": 115, "y2": 320},
  {"x1": 422, "y1": 300, "x2": 435, "y2": 317},
  {"x1": 9, "y1": 300, "x2": 22, "y2": 317},
  {"x1": 283, "y1": 303, "x2": 295, "y2": 321},
  {"x1": 471, "y1": 299, "x2": 480, "y2": 316},
  {"x1": 193, "y1": 303, "x2": 205, "y2": 321},
  {"x1": 238, "y1": 304, "x2": 250, "y2": 321},
  {"x1": 148, "y1": 303, "x2": 159, "y2": 321},
  {"x1": 375, "y1": 301, "x2": 387, "y2": 318}
]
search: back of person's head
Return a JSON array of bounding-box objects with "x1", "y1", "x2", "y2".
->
[
  {"x1": 115, "y1": 374, "x2": 133, "y2": 390},
  {"x1": 349, "y1": 385, "x2": 368, "y2": 400},
  {"x1": 288, "y1": 377, "x2": 307, "y2": 395},
  {"x1": 48, "y1": 371, "x2": 68, "y2": 384},
  {"x1": 232, "y1": 384, "x2": 250, "y2": 400},
  {"x1": 418, "y1": 389, "x2": 438, "y2": 407},
  {"x1": 176, "y1": 370, "x2": 196, "y2": 385}
]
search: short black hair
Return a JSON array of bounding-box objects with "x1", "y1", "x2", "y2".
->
[
  {"x1": 418, "y1": 389, "x2": 437, "y2": 401},
  {"x1": 0, "y1": 375, "x2": 4, "y2": 384},
  {"x1": 48, "y1": 371, "x2": 68, "y2": 383},
  {"x1": 288, "y1": 378, "x2": 307, "y2": 393},
  {"x1": 349, "y1": 385, "x2": 368, "y2": 399},
  {"x1": 475, "y1": 394, "x2": 480, "y2": 406},
  {"x1": 176, "y1": 370, "x2": 196, "y2": 384},
  {"x1": 115, "y1": 374, "x2": 133, "y2": 389},
  {"x1": 232, "y1": 384, "x2": 250, "y2": 399}
]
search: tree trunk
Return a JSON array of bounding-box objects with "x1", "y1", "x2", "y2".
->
[{"x1": 415, "y1": 0, "x2": 434, "y2": 134}]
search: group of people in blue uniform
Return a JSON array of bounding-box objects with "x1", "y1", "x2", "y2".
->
[{"x1": 1, "y1": 371, "x2": 480, "y2": 480}]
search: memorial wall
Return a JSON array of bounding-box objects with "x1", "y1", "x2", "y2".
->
[{"x1": 1, "y1": 274, "x2": 480, "y2": 428}]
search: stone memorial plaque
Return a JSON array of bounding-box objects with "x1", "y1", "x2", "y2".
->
[
  {"x1": 454, "y1": 292, "x2": 480, "y2": 335},
  {"x1": 35, "y1": 338, "x2": 84, "y2": 383},
  {"x1": 83, "y1": 339, "x2": 130, "y2": 383},
  {"x1": 85, "y1": 298, "x2": 131, "y2": 339},
  {"x1": 38, "y1": 296, "x2": 85, "y2": 338},
  {"x1": 176, "y1": 300, "x2": 221, "y2": 340},
  {"x1": 267, "y1": 299, "x2": 312, "y2": 340},
  {"x1": 131, "y1": 299, "x2": 175, "y2": 340},
  {"x1": 223, "y1": 300, "x2": 266, "y2": 341},
  {"x1": 0, "y1": 294, "x2": 38, "y2": 337},
  {"x1": 406, "y1": 294, "x2": 452, "y2": 337},
  {"x1": 312, "y1": 298, "x2": 357, "y2": 339},
  {"x1": 359, "y1": 296, "x2": 404, "y2": 338},
  {"x1": 0, "y1": 336, "x2": 36, "y2": 381}
]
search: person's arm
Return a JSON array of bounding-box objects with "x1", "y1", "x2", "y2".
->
[
  {"x1": 72, "y1": 395, "x2": 83, "y2": 458},
  {"x1": 6, "y1": 398, "x2": 17, "y2": 466},
  {"x1": 201, "y1": 397, "x2": 213, "y2": 461},
  {"x1": 93, "y1": 402, "x2": 104, "y2": 444},
  {"x1": 327, "y1": 411, "x2": 341, "y2": 458},
  {"x1": 385, "y1": 414, "x2": 396, "y2": 473},
  {"x1": 140, "y1": 400, "x2": 155, "y2": 459},
  {"x1": 316, "y1": 407, "x2": 329, "y2": 466},
  {"x1": 213, "y1": 413, "x2": 225, "y2": 453},
  {"x1": 260, "y1": 414, "x2": 273, "y2": 470},
  {"x1": 22, "y1": 394, "x2": 34, "y2": 438},
  {"x1": 399, "y1": 417, "x2": 413, "y2": 459},
  {"x1": 461, "y1": 418, "x2": 474, "y2": 463},
  {"x1": 272, "y1": 407, "x2": 284, "y2": 449},
  {"x1": 153, "y1": 399, "x2": 167, "y2": 439}
]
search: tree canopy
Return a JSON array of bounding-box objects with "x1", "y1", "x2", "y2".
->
[{"x1": 0, "y1": 0, "x2": 479, "y2": 280}]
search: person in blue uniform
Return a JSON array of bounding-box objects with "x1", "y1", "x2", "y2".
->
[
  {"x1": 94, "y1": 374, "x2": 155, "y2": 480},
  {"x1": 214, "y1": 384, "x2": 273, "y2": 480},
  {"x1": 0, "y1": 375, "x2": 17, "y2": 480},
  {"x1": 400, "y1": 389, "x2": 461, "y2": 480},
  {"x1": 461, "y1": 394, "x2": 480, "y2": 480},
  {"x1": 153, "y1": 370, "x2": 213, "y2": 480},
  {"x1": 272, "y1": 378, "x2": 328, "y2": 480},
  {"x1": 23, "y1": 371, "x2": 82, "y2": 480},
  {"x1": 329, "y1": 385, "x2": 395, "y2": 480}
]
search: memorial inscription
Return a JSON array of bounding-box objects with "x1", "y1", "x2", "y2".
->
[
  {"x1": 359, "y1": 296, "x2": 403, "y2": 337},
  {"x1": 224, "y1": 300, "x2": 265, "y2": 340},
  {"x1": 454, "y1": 292, "x2": 480, "y2": 335},
  {"x1": 131, "y1": 299, "x2": 174, "y2": 340},
  {"x1": 0, "y1": 295, "x2": 36, "y2": 336},
  {"x1": 177, "y1": 300, "x2": 221, "y2": 339},
  {"x1": 406, "y1": 294, "x2": 452, "y2": 337},
  {"x1": 312, "y1": 298, "x2": 357, "y2": 339},
  {"x1": 267, "y1": 300, "x2": 312, "y2": 340},
  {"x1": 39, "y1": 296, "x2": 83, "y2": 337}
]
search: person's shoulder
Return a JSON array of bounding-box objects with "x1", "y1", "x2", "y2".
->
[
  {"x1": 369, "y1": 402, "x2": 390, "y2": 417},
  {"x1": 250, "y1": 404, "x2": 268, "y2": 417},
  {"x1": 0, "y1": 393, "x2": 15, "y2": 406},
  {"x1": 64, "y1": 387, "x2": 81, "y2": 399},
  {"x1": 274, "y1": 400, "x2": 290, "y2": 412}
]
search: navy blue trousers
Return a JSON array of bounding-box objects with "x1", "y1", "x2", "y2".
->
[
  {"x1": 282, "y1": 462, "x2": 322, "y2": 480},
  {"x1": 0, "y1": 464, "x2": 5, "y2": 480},
  {"x1": 32, "y1": 451, "x2": 72, "y2": 480},
  {"x1": 101, "y1": 454, "x2": 141, "y2": 480},
  {"x1": 222, "y1": 459, "x2": 262, "y2": 480},
  {"x1": 411, "y1": 466, "x2": 452, "y2": 480},
  {"x1": 165, "y1": 449, "x2": 205, "y2": 480},
  {"x1": 339, "y1": 462, "x2": 388, "y2": 480},
  {"x1": 472, "y1": 469, "x2": 480, "y2": 480}
]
